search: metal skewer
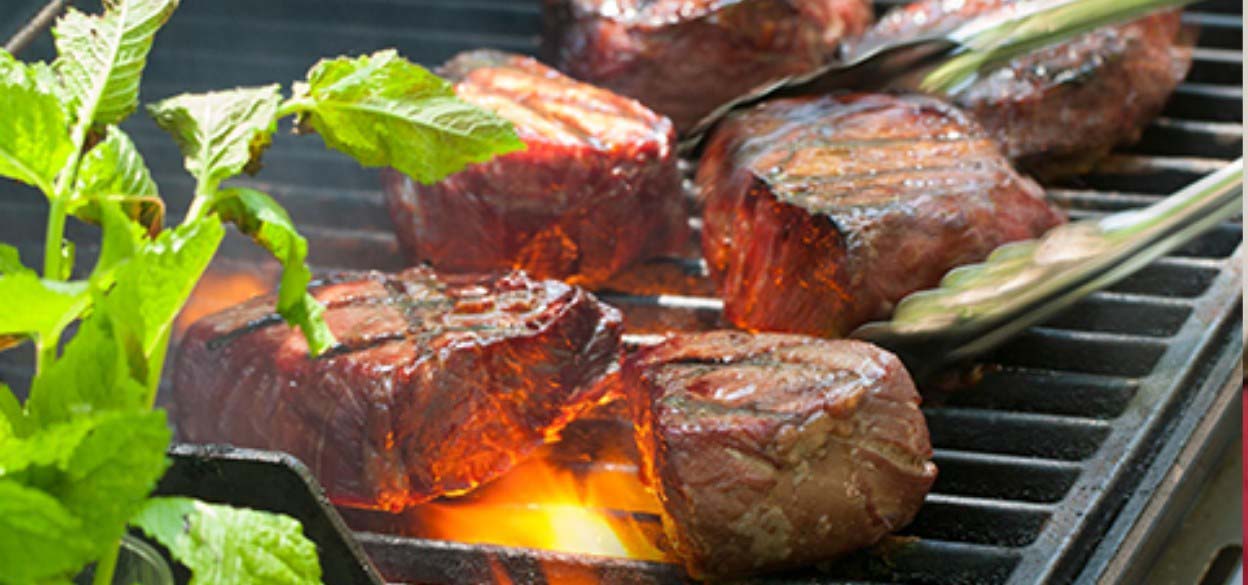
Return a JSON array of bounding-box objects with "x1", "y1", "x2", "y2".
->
[
  {"x1": 679, "y1": 0, "x2": 1198, "y2": 154},
  {"x1": 853, "y1": 158, "x2": 1243, "y2": 382}
]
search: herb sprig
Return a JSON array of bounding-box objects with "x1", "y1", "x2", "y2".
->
[{"x1": 0, "y1": 0, "x2": 522, "y2": 583}]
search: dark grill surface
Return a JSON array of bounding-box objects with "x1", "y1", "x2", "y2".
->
[{"x1": 0, "y1": 1, "x2": 1242, "y2": 584}]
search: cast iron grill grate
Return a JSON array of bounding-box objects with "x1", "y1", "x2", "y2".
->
[{"x1": 0, "y1": 1, "x2": 1241, "y2": 584}]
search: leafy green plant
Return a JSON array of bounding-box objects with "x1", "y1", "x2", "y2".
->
[{"x1": 0, "y1": 0, "x2": 522, "y2": 583}]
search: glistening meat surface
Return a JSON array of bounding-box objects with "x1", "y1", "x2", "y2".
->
[
  {"x1": 542, "y1": 0, "x2": 873, "y2": 132},
  {"x1": 173, "y1": 267, "x2": 622, "y2": 511},
  {"x1": 861, "y1": 0, "x2": 1192, "y2": 177},
  {"x1": 623, "y1": 331, "x2": 937, "y2": 578},
  {"x1": 699, "y1": 93, "x2": 1065, "y2": 338},
  {"x1": 384, "y1": 50, "x2": 687, "y2": 287}
]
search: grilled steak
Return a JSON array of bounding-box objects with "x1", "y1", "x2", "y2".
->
[
  {"x1": 862, "y1": 1, "x2": 1192, "y2": 177},
  {"x1": 699, "y1": 93, "x2": 1064, "y2": 338},
  {"x1": 383, "y1": 50, "x2": 687, "y2": 288},
  {"x1": 541, "y1": 0, "x2": 873, "y2": 133},
  {"x1": 173, "y1": 267, "x2": 622, "y2": 511},
  {"x1": 623, "y1": 331, "x2": 936, "y2": 578}
]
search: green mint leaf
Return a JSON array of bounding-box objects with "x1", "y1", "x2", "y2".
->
[
  {"x1": 0, "y1": 411, "x2": 170, "y2": 584},
  {"x1": 56, "y1": 410, "x2": 170, "y2": 542},
  {"x1": 133, "y1": 497, "x2": 324, "y2": 585},
  {"x1": 71, "y1": 125, "x2": 158, "y2": 203},
  {"x1": 0, "y1": 411, "x2": 100, "y2": 474},
  {"x1": 0, "y1": 480, "x2": 96, "y2": 585},
  {"x1": 69, "y1": 126, "x2": 164, "y2": 237},
  {"x1": 215, "y1": 188, "x2": 335, "y2": 356},
  {"x1": 147, "y1": 84, "x2": 282, "y2": 193},
  {"x1": 0, "y1": 384, "x2": 26, "y2": 439},
  {"x1": 0, "y1": 272, "x2": 90, "y2": 348},
  {"x1": 0, "y1": 384, "x2": 26, "y2": 440},
  {"x1": 0, "y1": 244, "x2": 26, "y2": 275},
  {"x1": 53, "y1": 0, "x2": 179, "y2": 129},
  {"x1": 90, "y1": 200, "x2": 147, "y2": 286},
  {"x1": 289, "y1": 49, "x2": 523, "y2": 184},
  {"x1": 29, "y1": 218, "x2": 221, "y2": 422},
  {"x1": 0, "y1": 403, "x2": 11, "y2": 443},
  {"x1": 100, "y1": 215, "x2": 224, "y2": 364},
  {"x1": 74, "y1": 194, "x2": 166, "y2": 240},
  {"x1": 25, "y1": 312, "x2": 148, "y2": 426},
  {"x1": 0, "y1": 50, "x2": 75, "y2": 196}
]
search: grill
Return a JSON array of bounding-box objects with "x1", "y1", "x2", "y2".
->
[{"x1": 0, "y1": 1, "x2": 1242, "y2": 584}]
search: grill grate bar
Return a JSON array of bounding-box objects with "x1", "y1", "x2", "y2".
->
[
  {"x1": 1022, "y1": 326, "x2": 1178, "y2": 346},
  {"x1": 1190, "y1": 46, "x2": 1244, "y2": 62},
  {"x1": 1092, "y1": 153, "x2": 1233, "y2": 174},
  {"x1": 1151, "y1": 116, "x2": 1243, "y2": 135},
  {"x1": 1182, "y1": 10, "x2": 1243, "y2": 27},
  {"x1": 945, "y1": 366, "x2": 1141, "y2": 420},
  {"x1": 925, "y1": 407, "x2": 1112, "y2": 461},
  {"x1": 595, "y1": 293, "x2": 724, "y2": 312},
  {"x1": 906, "y1": 495, "x2": 1053, "y2": 547},
  {"x1": 932, "y1": 449, "x2": 1086, "y2": 473},
  {"x1": 1085, "y1": 290, "x2": 1197, "y2": 307}
]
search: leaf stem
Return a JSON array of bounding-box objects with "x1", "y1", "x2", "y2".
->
[
  {"x1": 184, "y1": 193, "x2": 211, "y2": 223},
  {"x1": 91, "y1": 538, "x2": 121, "y2": 585},
  {"x1": 275, "y1": 97, "x2": 312, "y2": 119},
  {"x1": 35, "y1": 338, "x2": 55, "y2": 374},
  {"x1": 145, "y1": 327, "x2": 172, "y2": 408},
  {"x1": 42, "y1": 198, "x2": 67, "y2": 279},
  {"x1": 44, "y1": 115, "x2": 93, "y2": 282}
]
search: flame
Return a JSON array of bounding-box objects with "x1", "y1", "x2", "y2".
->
[
  {"x1": 176, "y1": 270, "x2": 271, "y2": 333},
  {"x1": 409, "y1": 455, "x2": 670, "y2": 563}
]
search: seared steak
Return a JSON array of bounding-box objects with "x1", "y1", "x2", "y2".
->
[
  {"x1": 383, "y1": 50, "x2": 686, "y2": 288},
  {"x1": 699, "y1": 93, "x2": 1065, "y2": 338},
  {"x1": 623, "y1": 331, "x2": 936, "y2": 578},
  {"x1": 863, "y1": 1, "x2": 1192, "y2": 177},
  {"x1": 542, "y1": 0, "x2": 873, "y2": 133},
  {"x1": 173, "y1": 267, "x2": 622, "y2": 511}
]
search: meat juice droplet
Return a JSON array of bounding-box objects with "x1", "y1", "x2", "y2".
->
[{"x1": 454, "y1": 296, "x2": 495, "y2": 314}]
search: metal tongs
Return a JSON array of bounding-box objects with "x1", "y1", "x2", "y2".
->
[
  {"x1": 679, "y1": 0, "x2": 1197, "y2": 153},
  {"x1": 853, "y1": 159, "x2": 1244, "y2": 382}
]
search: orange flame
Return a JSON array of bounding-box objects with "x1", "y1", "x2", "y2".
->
[
  {"x1": 409, "y1": 454, "x2": 670, "y2": 564},
  {"x1": 176, "y1": 270, "x2": 271, "y2": 333}
]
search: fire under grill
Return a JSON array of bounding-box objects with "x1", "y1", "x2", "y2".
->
[{"x1": 0, "y1": 0, "x2": 1243, "y2": 584}]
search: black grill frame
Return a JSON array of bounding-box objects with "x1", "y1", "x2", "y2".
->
[{"x1": 0, "y1": 1, "x2": 1242, "y2": 584}]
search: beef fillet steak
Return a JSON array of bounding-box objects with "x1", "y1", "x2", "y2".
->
[
  {"x1": 383, "y1": 50, "x2": 687, "y2": 288},
  {"x1": 699, "y1": 93, "x2": 1065, "y2": 338},
  {"x1": 623, "y1": 331, "x2": 936, "y2": 578},
  {"x1": 173, "y1": 267, "x2": 622, "y2": 511},
  {"x1": 542, "y1": 0, "x2": 873, "y2": 132},
  {"x1": 862, "y1": 1, "x2": 1192, "y2": 177}
]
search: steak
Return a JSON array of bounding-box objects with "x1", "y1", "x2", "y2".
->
[
  {"x1": 699, "y1": 93, "x2": 1065, "y2": 338},
  {"x1": 173, "y1": 267, "x2": 623, "y2": 511},
  {"x1": 862, "y1": 1, "x2": 1192, "y2": 177},
  {"x1": 541, "y1": 0, "x2": 873, "y2": 133},
  {"x1": 623, "y1": 331, "x2": 936, "y2": 578},
  {"x1": 383, "y1": 50, "x2": 687, "y2": 288}
]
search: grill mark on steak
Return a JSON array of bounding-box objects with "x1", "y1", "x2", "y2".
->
[
  {"x1": 698, "y1": 92, "x2": 1065, "y2": 337},
  {"x1": 542, "y1": 0, "x2": 875, "y2": 132},
  {"x1": 204, "y1": 314, "x2": 285, "y2": 351},
  {"x1": 623, "y1": 331, "x2": 935, "y2": 578},
  {"x1": 859, "y1": 0, "x2": 1192, "y2": 178},
  {"x1": 385, "y1": 50, "x2": 687, "y2": 286},
  {"x1": 174, "y1": 267, "x2": 623, "y2": 510}
]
